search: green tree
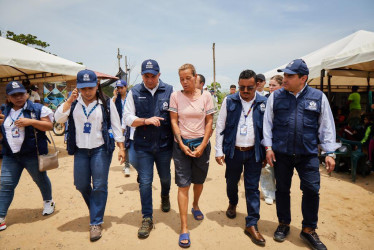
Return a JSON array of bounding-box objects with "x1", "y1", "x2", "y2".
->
[
  {"x1": 4, "y1": 31, "x2": 50, "y2": 53},
  {"x1": 207, "y1": 82, "x2": 226, "y2": 104}
]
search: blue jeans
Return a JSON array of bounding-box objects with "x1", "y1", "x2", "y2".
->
[
  {"x1": 74, "y1": 145, "x2": 112, "y2": 225},
  {"x1": 129, "y1": 141, "x2": 172, "y2": 219},
  {"x1": 225, "y1": 149, "x2": 262, "y2": 227},
  {"x1": 0, "y1": 153, "x2": 52, "y2": 217},
  {"x1": 274, "y1": 153, "x2": 320, "y2": 229}
]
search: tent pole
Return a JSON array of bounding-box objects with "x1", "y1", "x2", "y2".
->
[
  {"x1": 328, "y1": 74, "x2": 332, "y2": 102},
  {"x1": 320, "y1": 69, "x2": 325, "y2": 91}
]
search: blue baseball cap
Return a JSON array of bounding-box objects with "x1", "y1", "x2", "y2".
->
[
  {"x1": 115, "y1": 79, "x2": 127, "y2": 87},
  {"x1": 76, "y1": 69, "x2": 98, "y2": 88},
  {"x1": 6, "y1": 81, "x2": 27, "y2": 95},
  {"x1": 141, "y1": 59, "x2": 160, "y2": 75},
  {"x1": 277, "y1": 59, "x2": 309, "y2": 75}
]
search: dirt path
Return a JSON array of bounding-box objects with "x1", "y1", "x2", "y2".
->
[{"x1": 0, "y1": 134, "x2": 373, "y2": 249}]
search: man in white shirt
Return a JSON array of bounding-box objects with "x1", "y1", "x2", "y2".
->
[
  {"x1": 123, "y1": 59, "x2": 174, "y2": 239},
  {"x1": 215, "y1": 70, "x2": 267, "y2": 246},
  {"x1": 28, "y1": 85, "x2": 41, "y2": 103},
  {"x1": 263, "y1": 59, "x2": 340, "y2": 250},
  {"x1": 256, "y1": 74, "x2": 269, "y2": 97}
]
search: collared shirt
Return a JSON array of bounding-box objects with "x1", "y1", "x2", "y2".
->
[
  {"x1": 256, "y1": 90, "x2": 269, "y2": 97},
  {"x1": 215, "y1": 93, "x2": 256, "y2": 157},
  {"x1": 123, "y1": 82, "x2": 160, "y2": 140},
  {"x1": 54, "y1": 95, "x2": 124, "y2": 149},
  {"x1": 4, "y1": 102, "x2": 53, "y2": 153},
  {"x1": 262, "y1": 84, "x2": 341, "y2": 152}
]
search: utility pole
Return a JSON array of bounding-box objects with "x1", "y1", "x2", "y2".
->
[
  {"x1": 213, "y1": 43, "x2": 216, "y2": 93},
  {"x1": 117, "y1": 48, "x2": 122, "y2": 70},
  {"x1": 125, "y1": 56, "x2": 130, "y2": 83}
]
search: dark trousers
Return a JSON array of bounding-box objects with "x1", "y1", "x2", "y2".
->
[
  {"x1": 225, "y1": 149, "x2": 262, "y2": 227},
  {"x1": 274, "y1": 153, "x2": 320, "y2": 229}
]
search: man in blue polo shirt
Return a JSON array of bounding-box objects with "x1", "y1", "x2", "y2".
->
[
  {"x1": 263, "y1": 59, "x2": 340, "y2": 250},
  {"x1": 123, "y1": 59, "x2": 173, "y2": 239}
]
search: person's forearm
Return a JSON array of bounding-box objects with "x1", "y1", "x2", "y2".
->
[
  {"x1": 131, "y1": 118, "x2": 147, "y2": 127},
  {"x1": 201, "y1": 116, "x2": 213, "y2": 148},
  {"x1": 62, "y1": 100, "x2": 73, "y2": 113},
  {"x1": 117, "y1": 142, "x2": 125, "y2": 150},
  {"x1": 31, "y1": 120, "x2": 53, "y2": 131}
]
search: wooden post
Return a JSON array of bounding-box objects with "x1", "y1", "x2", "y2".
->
[
  {"x1": 117, "y1": 48, "x2": 122, "y2": 70},
  {"x1": 124, "y1": 56, "x2": 129, "y2": 83},
  {"x1": 213, "y1": 43, "x2": 216, "y2": 93}
]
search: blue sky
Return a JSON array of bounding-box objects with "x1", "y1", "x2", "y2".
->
[{"x1": 1, "y1": 0, "x2": 373, "y2": 91}]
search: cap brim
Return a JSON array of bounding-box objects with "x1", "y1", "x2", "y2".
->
[
  {"x1": 141, "y1": 70, "x2": 159, "y2": 75},
  {"x1": 8, "y1": 89, "x2": 27, "y2": 95},
  {"x1": 277, "y1": 68, "x2": 298, "y2": 74},
  {"x1": 77, "y1": 82, "x2": 97, "y2": 89}
]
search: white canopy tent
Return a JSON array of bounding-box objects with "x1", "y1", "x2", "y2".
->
[
  {"x1": 0, "y1": 36, "x2": 85, "y2": 83},
  {"x1": 264, "y1": 30, "x2": 374, "y2": 93}
]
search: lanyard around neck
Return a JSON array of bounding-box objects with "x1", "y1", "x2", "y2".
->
[
  {"x1": 242, "y1": 102, "x2": 255, "y2": 120},
  {"x1": 82, "y1": 103, "x2": 99, "y2": 120},
  {"x1": 10, "y1": 108, "x2": 24, "y2": 125}
]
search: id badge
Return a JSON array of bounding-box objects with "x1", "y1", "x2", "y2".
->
[
  {"x1": 240, "y1": 124, "x2": 247, "y2": 135},
  {"x1": 11, "y1": 127, "x2": 20, "y2": 138},
  {"x1": 83, "y1": 122, "x2": 92, "y2": 134}
]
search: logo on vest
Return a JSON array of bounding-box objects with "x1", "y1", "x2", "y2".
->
[
  {"x1": 162, "y1": 102, "x2": 168, "y2": 110},
  {"x1": 260, "y1": 103, "x2": 266, "y2": 112},
  {"x1": 146, "y1": 61, "x2": 153, "y2": 69},
  {"x1": 308, "y1": 101, "x2": 317, "y2": 110},
  {"x1": 83, "y1": 74, "x2": 90, "y2": 82},
  {"x1": 12, "y1": 82, "x2": 20, "y2": 88}
]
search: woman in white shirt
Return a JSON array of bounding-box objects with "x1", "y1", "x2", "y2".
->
[
  {"x1": 54, "y1": 70, "x2": 125, "y2": 242},
  {"x1": 0, "y1": 81, "x2": 55, "y2": 232}
]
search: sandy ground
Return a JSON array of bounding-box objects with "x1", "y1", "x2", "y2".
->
[{"x1": 0, "y1": 133, "x2": 374, "y2": 250}]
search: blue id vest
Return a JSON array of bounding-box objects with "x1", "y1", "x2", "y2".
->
[
  {"x1": 1, "y1": 100, "x2": 48, "y2": 155},
  {"x1": 221, "y1": 92, "x2": 267, "y2": 162},
  {"x1": 272, "y1": 86, "x2": 323, "y2": 155},
  {"x1": 131, "y1": 80, "x2": 173, "y2": 152},
  {"x1": 67, "y1": 98, "x2": 115, "y2": 155}
]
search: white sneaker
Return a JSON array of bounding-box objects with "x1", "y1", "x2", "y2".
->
[
  {"x1": 42, "y1": 200, "x2": 55, "y2": 216},
  {"x1": 0, "y1": 217, "x2": 6, "y2": 231},
  {"x1": 124, "y1": 167, "x2": 130, "y2": 177},
  {"x1": 265, "y1": 198, "x2": 274, "y2": 205}
]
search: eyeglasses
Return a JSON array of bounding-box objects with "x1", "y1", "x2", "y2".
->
[{"x1": 239, "y1": 85, "x2": 256, "y2": 91}]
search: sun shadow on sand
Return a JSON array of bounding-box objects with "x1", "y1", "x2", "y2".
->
[
  {"x1": 57, "y1": 215, "x2": 119, "y2": 232},
  {"x1": 7, "y1": 208, "x2": 59, "y2": 225},
  {"x1": 117, "y1": 208, "x2": 202, "y2": 234},
  {"x1": 206, "y1": 211, "x2": 305, "y2": 248}
]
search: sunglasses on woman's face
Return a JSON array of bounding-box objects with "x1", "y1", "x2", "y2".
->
[{"x1": 239, "y1": 85, "x2": 256, "y2": 91}]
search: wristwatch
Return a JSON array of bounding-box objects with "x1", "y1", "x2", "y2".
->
[{"x1": 327, "y1": 153, "x2": 336, "y2": 159}]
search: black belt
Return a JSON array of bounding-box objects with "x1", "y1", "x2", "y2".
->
[{"x1": 235, "y1": 146, "x2": 254, "y2": 151}]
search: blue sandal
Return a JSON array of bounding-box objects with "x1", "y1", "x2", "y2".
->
[
  {"x1": 191, "y1": 208, "x2": 204, "y2": 221},
  {"x1": 179, "y1": 232, "x2": 191, "y2": 248}
]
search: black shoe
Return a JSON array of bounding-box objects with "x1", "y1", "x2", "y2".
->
[
  {"x1": 273, "y1": 224, "x2": 290, "y2": 242},
  {"x1": 138, "y1": 218, "x2": 154, "y2": 239},
  {"x1": 161, "y1": 195, "x2": 170, "y2": 212},
  {"x1": 300, "y1": 230, "x2": 327, "y2": 250},
  {"x1": 226, "y1": 204, "x2": 236, "y2": 219}
]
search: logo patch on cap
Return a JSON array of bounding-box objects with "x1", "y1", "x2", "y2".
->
[
  {"x1": 287, "y1": 61, "x2": 295, "y2": 67},
  {"x1": 117, "y1": 80, "x2": 121, "y2": 84},
  {"x1": 83, "y1": 74, "x2": 90, "y2": 82},
  {"x1": 146, "y1": 61, "x2": 153, "y2": 69},
  {"x1": 12, "y1": 82, "x2": 20, "y2": 88}
]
